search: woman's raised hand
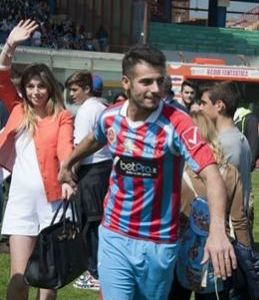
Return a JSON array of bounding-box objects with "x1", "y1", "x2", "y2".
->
[
  {"x1": 7, "y1": 19, "x2": 39, "y2": 47},
  {"x1": 0, "y1": 20, "x2": 39, "y2": 70}
]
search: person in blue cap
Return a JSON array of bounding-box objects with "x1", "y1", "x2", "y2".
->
[{"x1": 92, "y1": 74, "x2": 109, "y2": 106}]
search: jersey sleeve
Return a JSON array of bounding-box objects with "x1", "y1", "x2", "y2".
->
[{"x1": 171, "y1": 112, "x2": 216, "y2": 173}]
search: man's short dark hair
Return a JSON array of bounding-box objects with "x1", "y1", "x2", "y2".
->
[
  {"x1": 122, "y1": 45, "x2": 166, "y2": 77},
  {"x1": 181, "y1": 80, "x2": 197, "y2": 93},
  {"x1": 200, "y1": 81, "x2": 241, "y2": 118}
]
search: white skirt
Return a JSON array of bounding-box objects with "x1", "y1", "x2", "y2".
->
[{"x1": 1, "y1": 132, "x2": 65, "y2": 236}]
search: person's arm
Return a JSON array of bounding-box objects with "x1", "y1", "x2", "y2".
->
[
  {"x1": 58, "y1": 132, "x2": 103, "y2": 186},
  {"x1": 199, "y1": 164, "x2": 237, "y2": 280},
  {"x1": 0, "y1": 19, "x2": 38, "y2": 67}
]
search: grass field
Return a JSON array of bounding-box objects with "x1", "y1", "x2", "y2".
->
[
  {"x1": 0, "y1": 171, "x2": 259, "y2": 299},
  {"x1": 0, "y1": 253, "x2": 99, "y2": 300}
]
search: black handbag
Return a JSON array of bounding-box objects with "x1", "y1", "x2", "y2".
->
[{"x1": 24, "y1": 198, "x2": 88, "y2": 289}]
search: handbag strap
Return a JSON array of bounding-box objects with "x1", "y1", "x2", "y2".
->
[
  {"x1": 66, "y1": 194, "x2": 77, "y2": 223},
  {"x1": 49, "y1": 197, "x2": 77, "y2": 227},
  {"x1": 50, "y1": 201, "x2": 64, "y2": 226}
]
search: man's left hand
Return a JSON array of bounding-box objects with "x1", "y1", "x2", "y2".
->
[{"x1": 202, "y1": 232, "x2": 237, "y2": 280}]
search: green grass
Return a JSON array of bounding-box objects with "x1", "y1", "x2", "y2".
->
[
  {"x1": 0, "y1": 171, "x2": 259, "y2": 299},
  {"x1": 0, "y1": 252, "x2": 9, "y2": 299},
  {"x1": 0, "y1": 254, "x2": 98, "y2": 300}
]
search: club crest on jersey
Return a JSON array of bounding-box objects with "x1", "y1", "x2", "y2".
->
[
  {"x1": 107, "y1": 127, "x2": 116, "y2": 144},
  {"x1": 123, "y1": 138, "x2": 136, "y2": 153},
  {"x1": 182, "y1": 126, "x2": 202, "y2": 150}
]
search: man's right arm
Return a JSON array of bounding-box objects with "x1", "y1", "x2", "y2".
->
[{"x1": 58, "y1": 132, "x2": 104, "y2": 186}]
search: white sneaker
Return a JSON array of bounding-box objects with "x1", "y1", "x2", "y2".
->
[{"x1": 73, "y1": 271, "x2": 100, "y2": 291}]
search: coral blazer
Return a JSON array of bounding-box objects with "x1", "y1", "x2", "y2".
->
[{"x1": 0, "y1": 68, "x2": 74, "y2": 202}]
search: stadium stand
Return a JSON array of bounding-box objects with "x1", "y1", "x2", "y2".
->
[
  {"x1": 148, "y1": 22, "x2": 259, "y2": 55},
  {"x1": 0, "y1": 0, "x2": 103, "y2": 51},
  {"x1": 1, "y1": 1, "x2": 259, "y2": 57}
]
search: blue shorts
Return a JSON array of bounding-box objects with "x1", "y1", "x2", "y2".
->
[{"x1": 98, "y1": 225, "x2": 178, "y2": 300}]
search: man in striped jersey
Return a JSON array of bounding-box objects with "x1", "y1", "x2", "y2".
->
[{"x1": 59, "y1": 46, "x2": 236, "y2": 300}]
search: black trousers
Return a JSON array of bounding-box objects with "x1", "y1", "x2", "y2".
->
[{"x1": 76, "y1": 160, "x2": 112, "y2": 278}]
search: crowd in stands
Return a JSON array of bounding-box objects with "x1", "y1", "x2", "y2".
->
[{"x1": 0, "y1": 0, "x2": 109, "y2": 52}]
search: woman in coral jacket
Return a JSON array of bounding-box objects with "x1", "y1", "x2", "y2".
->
[{"x1": 0, "y1": 20, "x2": 74, "y2": 300}]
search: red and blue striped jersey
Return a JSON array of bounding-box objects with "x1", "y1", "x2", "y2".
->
[{"x1": 94, "y1": 100, "x2": 215, "y2": 243}]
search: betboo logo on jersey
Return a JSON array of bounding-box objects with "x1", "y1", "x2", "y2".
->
[
  {"x1": 115, "y1": 156, "x2": 158, "y2": 178},
  {"x1": 182, "y1": 126, "x2": 202, "y2": 150}
]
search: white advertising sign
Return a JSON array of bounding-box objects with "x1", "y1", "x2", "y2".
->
[{"x1": 190, "y1": 67, "x2": 259, "y2": 79}]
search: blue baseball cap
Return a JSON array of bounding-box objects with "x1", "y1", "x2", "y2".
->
[{"x1": 92, "y1": 75, "x2": 103, "y2": 95}]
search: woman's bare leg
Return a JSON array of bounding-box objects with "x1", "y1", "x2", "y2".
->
[{"x1": 7, "y1": 235, "x2": 36, "y2": 300}]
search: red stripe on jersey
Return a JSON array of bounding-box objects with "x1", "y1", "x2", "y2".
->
[
  {"x1": 127, "y1": 179, "x2": 144, "y2": 235},
  {"x1": 148, "y1": 126, "x2": 167, "y2": 239},
  {"x1": 103, "y1": 173, "x2": 113, "y2": 211},
  {"x1": 109, "y1": 175, "x2": 126, "y2": 231},
  {"x1": 104, "y1": 115, "x2": 115, "y2": 129},
  {"x1": 170, "y1": 155, "x2": 182, "y2": 238},
  {"x1": 108, "y1": 118, "x2": 128, "y2": 231},
  {"x1": 113, "y1": 118, "x2": 128, "y2": 155},
  {"x1": 148, "y1": 175, "x2": 163, "y2": 239},
  {"x1": 127, "y1": 126, "x2": 148, "y2": 236}
]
